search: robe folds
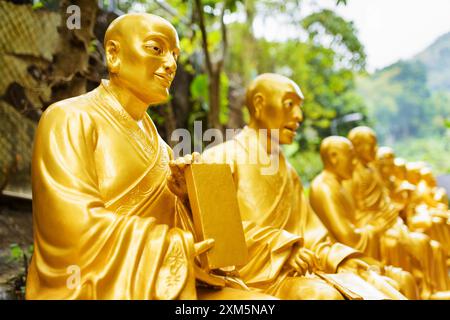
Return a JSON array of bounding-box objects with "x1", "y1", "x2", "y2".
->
[
  {"x1": 26, "y1": 80, "x2": 200, "y2": 299},
  {"x1": 203, "y1": 127, "x2": 359, "y2": 298}
]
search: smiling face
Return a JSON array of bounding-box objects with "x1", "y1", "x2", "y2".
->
[
  {"x1": 105, "y1": 14, "x2": 180, "y2": 105},
  {"x1": 248, "y1": 74, "x2": 304, "y2": 145}
]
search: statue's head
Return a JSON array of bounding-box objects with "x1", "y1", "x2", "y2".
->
[
  {"x1": 104, "y1": 13, "x2": 180, "y2": 106},
  {"x1": 394, "y1": 157, "x2": 407, "y2": 180},
  {"x1": 245, "y1": 73, "x2": 304, "y2": 145},
  {"x1": 348, "y1": 126, "x2": 377, "y2": 164},
  {"x1": 376, "y1": 146, "x2": 395, "y2": 179},
  {"x1": 320, "y1": 136, "x2": 355, "y2": 180},
  {"x1": 420, "y1": 167, "x2": 437, "y2": 187},
  {"x1": 406, "y1": 162, "x2": 423, "y2": 184}
]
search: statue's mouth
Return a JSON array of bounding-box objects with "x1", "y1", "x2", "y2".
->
[
  {"x1": 284, "y1": 123, "x2": 299, "y2": 134},
  {"x1": 154, "y1": 73, "x2": 172, "y2": 87}
]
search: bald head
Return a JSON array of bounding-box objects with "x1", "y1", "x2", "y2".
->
[
  {"x1": 246, "y1": 73, "x2": 304, "y2": 117},
  {"x1": 377, "y1": 146, "x2": 394, "y2": 161},
  {"x1": 104, "y1": 13, "x2": 177, "y2": 48},
  {"x1": 348, "y1": 126, "x2": 376, "y2": 146},
  {"x1": 320, "y1": 136, "x2": 355, "y2": 179}
]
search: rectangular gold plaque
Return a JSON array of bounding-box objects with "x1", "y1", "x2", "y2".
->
[{"x1": 185, "y1": 163, "x2": 248, "y2": 270}]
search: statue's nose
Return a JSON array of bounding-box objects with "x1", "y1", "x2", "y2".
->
[{"x1": 164, "y1": 53, "x2": 177, "y2": 75}]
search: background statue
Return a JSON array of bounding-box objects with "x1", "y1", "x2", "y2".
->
[{"x1": 203, "y1": 74, "x2": 409, "y2": 300}]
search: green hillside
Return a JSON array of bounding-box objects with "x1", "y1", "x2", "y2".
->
[
  {"x1": 356, "y1": 33, "x2": 450, "y2": 174},
  {"x1": 414, "y1": 32, "x2": 450, "y2": 92}
]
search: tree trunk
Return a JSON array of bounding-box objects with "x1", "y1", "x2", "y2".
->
[
  {"x1": 48, "y1": 0, "x2": 98, "y2": 106},
  {"x1": 208, "y1": 68, "x2": 222, "y2": 130}
]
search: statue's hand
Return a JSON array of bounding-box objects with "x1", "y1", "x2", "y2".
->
[
  {"x1": 194, "y1": 238, "x2": 215, "y2": 257},
  {"x1": 337, "y1": 257, "x2": 370, "y2": 274},
  {"x1": 287, "y1": 247, "x2": 317, "y2": 276},
  {"x1": 167, "y1": 152, "x2": 201, "y2": 202}
]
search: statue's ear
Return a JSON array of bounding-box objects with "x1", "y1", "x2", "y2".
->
[
  {"x1": 106, "y1": 40, "x2": 121, "y2": 74},
  {"x1": 330, "y1": 150, "x2": 339, "y2": 166},
  {"x1": 253, "y1": 93, "x2": 265, "y2": 120}
]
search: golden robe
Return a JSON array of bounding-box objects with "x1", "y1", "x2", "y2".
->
[
  {"x1": 203, "y1": 127, "x2": 361, "y2": 299},
  {"x1": 27, "y1": 81, "x2": 203, "y2": 299},
  {"x1": 344, "y1": 161, "x2": 450, "y2": 296}
]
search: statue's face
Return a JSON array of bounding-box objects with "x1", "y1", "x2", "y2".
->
[
  {"x1": 354, "y1": 134, "x2": 377, "y2": 163},
  {"x1": 377, "y1": 154, "x2": 395, "y2": 178},
  {"x1": 332, "y1": 144, "x2": 356, "y2": 180},
  {"x1": 110, "y1": 16, "x2": 180, "y2": 105},
  {"x1": 258, "y1": 81, "x2": 304, "y2": 145}
]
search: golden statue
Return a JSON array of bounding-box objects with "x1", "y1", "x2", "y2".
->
[
  {"x1": 418, "y1": 167, "x2": 449, "y2": 210},
  {"x1": 376, "y1": 149, "x2": 449, "y2": 255},
  {"x1": 203, "y1": 74, "x2": 409, "y2": 300},
  {"x1": 26, "y1": 13, "x2": 274, "y2": 300},
  {"x1": 310, "y1": 137, "x2": 420, "y2": 299},
  {"x1": 340, "y1": 126, "x2": 450, "y2": 299}
]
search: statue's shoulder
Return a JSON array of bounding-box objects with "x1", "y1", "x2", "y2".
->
[
  {"x1": 310, "y1": 173, "x2": 334, "y2": 194},
  {"x1": 37, "y1": 92, "x2": 98, "y2": 137},
  {"x1": 41, "y1": 91, "x2": 96, "y2": 122},
  {"x1": 202, "y1": 138, "x2": 241, "y2": 163}
]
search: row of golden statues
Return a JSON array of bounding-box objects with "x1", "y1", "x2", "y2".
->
[{"x1": 25, "y1": 13, "x2": 449, "y2": 300}]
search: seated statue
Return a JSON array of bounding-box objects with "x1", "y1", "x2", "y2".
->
[
  {"x1": 418, "y1": 167, "x2": 449, "y2": 211},
  {"x1": 203, "y1": 73, "x2": 410, "y2": 300},
  {"x1": 404, "y1": 162, "x2": 450, "y2": 256},
  {"x1": 26, "y1": 13, "x2": 274, "y2": 300},
  {"x1": 338, "y1": 126, "x2": 450, "y2": 299},
  {"x1": 376, "y1": 147, "x2": 410, "y2": 214},
  {"x1": 377, "y1": 148, "x2": 449, "y2": 245}
]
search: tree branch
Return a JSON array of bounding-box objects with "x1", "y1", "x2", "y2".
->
[
  {"x1": 218, "y1": 1, "x2": 228, "y2": 70},
  {"x1": 194, "y1": 0, "x2": 213, "y2": 75}
]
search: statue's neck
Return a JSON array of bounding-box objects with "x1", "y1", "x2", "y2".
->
[
  {"x1": 247, "y1": 122, "x2": 281, "y2": 155},
  {"x1": 323, "y1": 169, "x2": 343, "y2": 184},
  {"x1": 104, "y1": 79, "x2": 148, "y2": 121}
]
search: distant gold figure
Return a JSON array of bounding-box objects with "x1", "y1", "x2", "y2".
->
[
  {"x1": 341, "y1": 126, "x2": 449, "y2": 298},
  {"x1": 377, "y1": 149, "x2": 449, "y2": 245},
  {"x1": 403, "y1": 162, "x2": 450, "y2": 255},
  {"x1": 203, "y1": 74, "x2": 408, "y2": 300},
  {"x1": 310, "y1": 137, "x2": 419, "y2": 299},
  {"x1": 26, "y1": 13, "x2": 273, "y2": 300}
]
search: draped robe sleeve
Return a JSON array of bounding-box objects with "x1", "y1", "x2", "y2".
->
[{"x1": 26, "y1": 84, "x2": 197, "y2": 300}]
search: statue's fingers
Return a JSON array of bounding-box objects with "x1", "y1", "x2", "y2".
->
[
  {"x1": 194, "y1": 238, "x2": 215, "y2": 256},
  {"x1": 295, "y1": 257, "x2": 308, "y2": 273},
  {"x1": 192, "y1": 152, "x2": 201, "y2": 163},
  {"x1": 183, "y1": 154, "x2": 193, "y2": 165}
]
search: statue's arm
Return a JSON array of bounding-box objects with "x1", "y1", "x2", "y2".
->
[{"x1": 309, "y1": 184, "x2": 364, "y2": 249}]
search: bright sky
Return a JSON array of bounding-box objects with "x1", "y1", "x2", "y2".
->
[
  {"x1": 253, "y1": 0, "x2": 450, "y2": 72},
  {"x1": 331, "y1": 0, "x2": 450, "y2": 72}
]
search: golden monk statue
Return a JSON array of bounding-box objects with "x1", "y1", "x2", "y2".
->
[
  {"x1": 376, "y1": 149, "x2": 449, "y2": 255},
  {"x1": 26, "y1": 13, "x2": 274, "y2": 300},
  {"x1": 418, "y1": 167, "x2": 449, "y2": 211},
  {"x1": 203, "y1": 74, "x2": 410, "y2": 300},
  {"x1": 310, "y1": 137, "x2": 420, "y2": 299},
  {"x1": 403, "y1": 162, "x2": 450, "y2": 255},
  {"x1": 339, "y1": 126, "x2": 450, "y2": 299}
]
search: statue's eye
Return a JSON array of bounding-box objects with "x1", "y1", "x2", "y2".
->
[
  {"x1": 284, "y1": 100, "x2": 294, "y2": 108},
  {"x1": 145, "y1": 42, "x2": 163, "y2": 55}
]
